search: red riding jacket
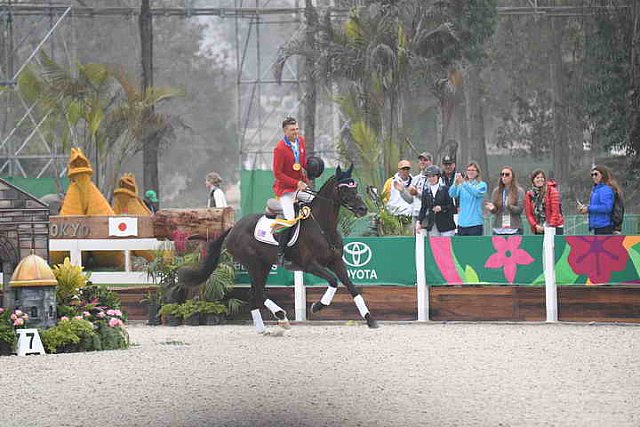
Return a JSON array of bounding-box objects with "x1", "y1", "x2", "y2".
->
[
  {"x1": 525, "y1": 180, "x2": 564, "y2": 232},
  {"x1": 272, "y1": 136, "x2": 309, "y2": 197}
]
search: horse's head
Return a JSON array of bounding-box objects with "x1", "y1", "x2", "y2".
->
[{"x1": 335, "y1": 164, "x2": 368, "y2": 217}]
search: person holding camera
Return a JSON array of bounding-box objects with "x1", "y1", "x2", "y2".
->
[
  {"x1": 448, "y1": 161, "x2": 487, "y2": 236},
  {"x1": 577, "y1": 165, "x2": 620, "y2": 235}
]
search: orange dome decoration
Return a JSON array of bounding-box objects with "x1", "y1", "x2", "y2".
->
[
  {"x1": 59, "y1": 147, "x2": 115, "y2": 216},
  {"x1": 9, "y1": 253, "x2": 58, "y2": 288},
  {"x1": 112, "y1": 173, "x2": 152, "y2": 216}
]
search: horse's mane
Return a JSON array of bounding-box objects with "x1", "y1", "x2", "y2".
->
[{"x1": 317, "y1": 176, "x2": 337, "y2": 196}]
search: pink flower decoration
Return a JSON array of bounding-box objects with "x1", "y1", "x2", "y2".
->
[
  {"x1": 108, "y1": 318, "x2": 123, "y2": 328},
  {"x1": 10, "y1": 314, "x2": 17, "y2": 321},
  {"x1": 566, "y1": 236, "x2": 628, "y2": 284},
  {"x1": 13, "y1": 318, "x2": 24, "y2": 326},
  {"x1": 83, "y1": 311, "x2": 91, "y2": 317},
  {"x1": 106, "y1": 309, "x2": 122, "y2": 317},
  {"x1": 14, "y1": 310, "x2": 23, "y2": 316},
  {"x1": 484, "y1": 235, "x2": 535, "y2": 284},
  {"x1": 60, "y1": 316, "x2": 69, "y2": 322},
  {"x1": 96, "y1": 311, "x2": 106, "y2": 319},
  {"x1": 74, "y1": 316, "x2": 83, "y2": 321},
  {"x1": 0, "y1": 308, "x2": 4, "y2": 314}
]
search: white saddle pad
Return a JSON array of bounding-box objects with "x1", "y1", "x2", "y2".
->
[{"x1": 254, "y1": 216, "x2": 301, "y2": 246}]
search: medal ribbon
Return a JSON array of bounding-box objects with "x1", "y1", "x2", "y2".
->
[{"x1": 284, "y1": 136, "x2": 300, "y2": 166}]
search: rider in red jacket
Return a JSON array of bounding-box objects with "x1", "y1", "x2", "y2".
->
[{"x1": 273, "y1": 117, "x2": 310, "y2": 265}]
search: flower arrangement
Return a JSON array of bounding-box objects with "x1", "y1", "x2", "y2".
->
[
  {"x1": 0, "y1": 308, "x2": 18, "y2": 356},
  {"x1": 10, "y1": 309, "x2": 29, "y2": 328},
  {"x1": 40, "y1": 281, "x2": 129, "y2": 354}
]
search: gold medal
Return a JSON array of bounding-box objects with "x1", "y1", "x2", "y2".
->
[{"x1": 293, "y1": 163, "x2": 301, "y2": 171}]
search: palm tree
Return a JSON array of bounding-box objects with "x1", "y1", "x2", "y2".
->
[
  {"x1": 17, "y1": 52, "x2": 181, "y2": 197},
  {"x1": 275, "y1": 0, "x2": 462, "y2": 189}
]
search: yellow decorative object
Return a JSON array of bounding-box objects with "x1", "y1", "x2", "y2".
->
[
  {"x1": 112, "y1": 172, "x2": 152, "y2": 216},
  {"x1": 10, "y1": 253, "x2": 58, "y2": 288},
  {"x1": 271, "y1": 206, "x2": 311, "y2": 233},
  {"x1": 59, "y1": 148, "x2": 115, "y2": 216}
]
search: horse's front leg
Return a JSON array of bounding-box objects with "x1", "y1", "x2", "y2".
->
[
  {"x1": 329, "y1": 259, "x2": 379, "y2": 329},
  {"x1": 303, "y1": 261, "x2": 340, "y2": 314},
  {"x1": 264, "y1": 298, "x2": 291, "y2": 329}
]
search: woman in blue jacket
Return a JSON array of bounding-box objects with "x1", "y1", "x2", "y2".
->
[
  {"x1": 449, "y1": 161, "x2": 488, "y2": 236},
  {"x1": 578, "y1": 165, "x2": 619, "y2": 235}
]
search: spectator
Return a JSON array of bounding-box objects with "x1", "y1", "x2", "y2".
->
[
  {"x1": 382, "y1": 160, "x2": 415, "y2": 220},
  {"x1": 448, "y1": 161, "x2": 487, "y2": 236},
  {"x1": 416, "y1": 165, "x2": 456, "y2": 237},
  {"x1": 485, "y1": 166, "x2": 525, "y2": 235},
  {"x1": 408, "y1": 152, "x2": 433, "y2": 225},
  {"x1": 577, "y1": 165, "x2": 619, "y2": 235},
  {"x1": 143, "y1": 189, "x2": 159, "y2": 214},
  {"x1": 525, "y1": 169, "x2": 564, "y2": 235},
  {"x1": 206, "y1": 172, "x2": 228, "y2": 208},
  {"x1": 440, "y1": 155, "x2": 457, "y2": 188}
]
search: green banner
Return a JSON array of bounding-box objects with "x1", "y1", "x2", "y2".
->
[
  {"x1": 233, "y1": 235, "x2": 640, "y2": 287},
  {"x1": 234, "y1": 236, "x2": 416, "y2": 287}
]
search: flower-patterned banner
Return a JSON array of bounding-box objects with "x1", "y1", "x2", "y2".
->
[{"x1": 426, "y1": 235, "x2": 640, "y2": 286}]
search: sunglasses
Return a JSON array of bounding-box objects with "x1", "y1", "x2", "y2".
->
[
  {"x1": 501, "y1": 172, "x2": 511, "y2": 177},
  {"x1": 591, "y1": 172, "x2": 600, "y2": 177}
]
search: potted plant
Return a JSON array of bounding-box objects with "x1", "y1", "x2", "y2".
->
[
  {"x1": 140, "y1": 289, "x2": 163, "y2": 326},
  {"x1": 158, "y1": 303, "x2": 182, "y2": 326},
  {"x1": 179, "y1": 300, "x2": 201, "y2": 326},
  {"x1": 198, "y1": 301, "x2": 227, "y2": 325}
]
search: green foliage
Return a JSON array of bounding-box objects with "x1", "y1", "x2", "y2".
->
[
  {"x1": 17, "y1": 52, "x2": 182, "y2": 195},
  {"x1": 80, "y1": 284, "x2": 123, "y2": 312},
  {"x1": 94, "y1": 322, "x2": 129, "y2": 351},
  {"x1": 158, "y1": 303, "x2": 181, "y2": 317},
  {"x1": 178, "y1": 299, "x2": 201, "y2": 319},
  {"x1": 52, "y1": 257, "x2": 90, "y2": 306},
  {"x1": 197, "y1": 301, "x2": 227, "y2": 315},
  {"x1": 0, "y1": 309, "x2": 17, "y2": 354},
  {"x1": 455, "y1": 0, "x2": 498, "y2": 64},
  {"x1": 40, "y1": 318, "x2": 96, "y2": 354},
  {"x1": 201, "y1": 250, "x2": 236, "y2": 302}
]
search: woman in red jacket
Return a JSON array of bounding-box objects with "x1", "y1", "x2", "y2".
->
[{"x1": 525, "y1": 169, "x2": 564, "y2": 235}]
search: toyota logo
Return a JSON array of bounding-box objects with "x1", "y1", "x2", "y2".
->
[{"x1": 342, "y1": 242, "x2": 372, "y2": 267}]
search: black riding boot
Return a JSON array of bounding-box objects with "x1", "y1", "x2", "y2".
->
[{"x1": 277, "y1": 227, "x2": 293, "y2": 266}]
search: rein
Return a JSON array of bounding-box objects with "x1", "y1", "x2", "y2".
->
[{"x1": 302, "y1": 180, "x2": 358, "y2": 209}]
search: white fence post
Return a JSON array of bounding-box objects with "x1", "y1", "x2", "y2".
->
[
  {"x1": 543, "y1": 226, "x2": 558, "y2": 322},
  {"x1": 294, "y1": 270, "x2": 306, "y2": 321},
  {"x1": 415, "y1": 230, "x2": 429, "y2": 321}
]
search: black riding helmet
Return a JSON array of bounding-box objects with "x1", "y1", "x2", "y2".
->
[
  {"x1": 424, "y1": 165, "x2": 441, "y2": 176},
  {"x1": 306, "y1": 156, "x2": 325, "y2": 179}
]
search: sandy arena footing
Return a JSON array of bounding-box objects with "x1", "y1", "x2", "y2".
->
[{"x1": 0, "y1": 322, "x2": 638, "y2": 427}]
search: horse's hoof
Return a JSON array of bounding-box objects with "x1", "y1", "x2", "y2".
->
[
  {"x1": 365, "y1": 313, "x2": 379, "y2": 329},
  {"x1": 261, "y1": 328, "x2": 286, "y2": 337},
  {"x1": 310, "y1": 301, "x2": 326, "y2": 314},
  {"x1": 278, "y1": 319, "x2": 291, "y2": 330}
]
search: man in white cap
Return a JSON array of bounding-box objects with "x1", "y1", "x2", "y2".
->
[{"x1": 382, "y1": 160, "x2": 415, "y2": 226}]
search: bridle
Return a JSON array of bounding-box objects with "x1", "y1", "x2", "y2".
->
[{"x1": 301, "y1": 179, "x2": 361, "y2": 212}]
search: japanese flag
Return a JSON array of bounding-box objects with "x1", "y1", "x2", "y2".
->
[{"x1": 109, "y1": 217, "x2": 138, "y2": 237}]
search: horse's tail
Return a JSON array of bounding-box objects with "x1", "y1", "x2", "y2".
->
[{"x1": 178, "y1": 227, "x2": 232, "y2": 287}]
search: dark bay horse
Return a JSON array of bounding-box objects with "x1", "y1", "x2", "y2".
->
[{"x1": 179, "y1": 165, "x2": 379, "y2": 333}]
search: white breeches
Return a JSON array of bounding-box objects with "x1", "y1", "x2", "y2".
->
[{"x1": 280, "y1": 190, "x2": 314, "y2": 220}]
